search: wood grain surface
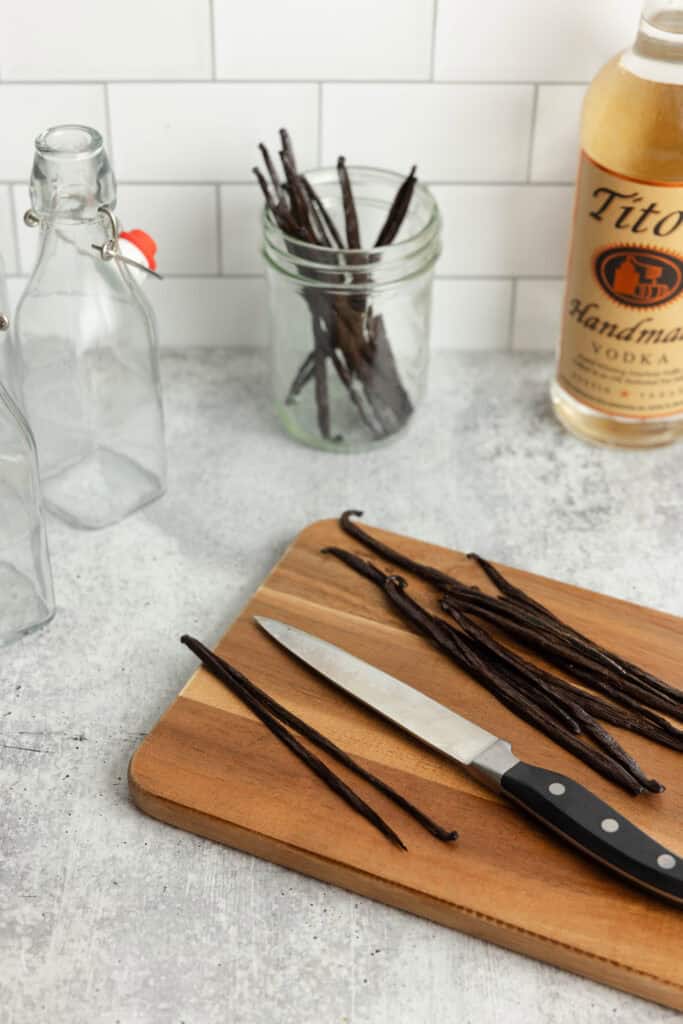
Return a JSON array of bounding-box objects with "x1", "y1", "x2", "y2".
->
[{"x1": 129, "y1": 518, "x2": 683, "y2": 1010}]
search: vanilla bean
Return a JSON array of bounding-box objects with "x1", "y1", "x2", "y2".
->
[
  {"x1": 364, "y1": 314, "x2": 414, "y2": 425},
  {"x1": 254, "y1": 167, "x2": 305, "y2": 240},
  {"x1": 468, "y1": 553, "x2": 683, "y2": 707},
  {"x1": 300, "y1": 175, "x2": 345, "y2": 248},
  {"x1": 286, "y1": 351, "x2": 316, "y2": 404},
  {"x1": 184, "y1": 635, "x2": 458, "y2": 843},
  {"x1": 259, "y1": 143, "x2": 285, "y2": 207},
  {"x1": 375, "y1": 166, "x2": 417, "y2": 246},
  {"x1": 337, "y1": 156, "x2": 361, "y2": 249},
  {"x1": 303, "y1": 188, "x2": 332, "y2": 247},
  {"x1": 181, "y1": 634, "x2": 408, "y2": 849},
  {"x1": 323, "y1": 548, "x2": 649, "y2": 795},
  {"x1": 340, "y1": 509, "x2": 455, "y2": 587},
  {"x1": 467, "y1": 553, "x2": 557, "y2": 619},
  {"x1": 253, "y1": 166, "x2": 278, "y2": 217},
  {"x1": 312, "y1": 318, "x2": 332, "y2": 439},
  {"x1": 449, "y1": 603, "x2": 683, "y2": 750},
  {"x1": 280, "y1": 148, "x2": 313, "y2": 238},
  {"x1": 327, "y1": 342, "x2": 384, "y2": 437},
  {"x1": 443, "y1": 594, "x2": 683, "y2": 722},
  {"x1": 256, "y1": 136, "x2": 418, "y2": 442},
  {"x1": 339, "y1": 511, "x2": 683, "y2": 722},
  {"x1": 445, "y1": 605, "x2": 663, "y2": 792},
  {"x1": 279, "y1": 128, "x2": 310, "y2": 228}
]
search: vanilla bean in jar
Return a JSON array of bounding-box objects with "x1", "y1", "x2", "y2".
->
[{"x1": 256, "y1": 133, "x2": 441, "y2": 452}]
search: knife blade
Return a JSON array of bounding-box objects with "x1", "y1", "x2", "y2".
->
[{"x1": 255, "y1": 615, "x2": 683, "y2": 905}]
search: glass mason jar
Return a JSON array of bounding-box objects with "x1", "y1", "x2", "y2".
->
[
  {"x1": 263, "y1": 167, "x2": 441, "y2": 452},
  {"x1": 12, "y1": 125, "x2": 166, "y2": 529},
  {"x1": 0, "y1": 365, "x2": 55, "y2": 647}
]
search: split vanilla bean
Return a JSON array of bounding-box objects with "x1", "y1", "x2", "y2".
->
[{"x1": 181, "y1": 634, "x2": 459, "y2": 848}]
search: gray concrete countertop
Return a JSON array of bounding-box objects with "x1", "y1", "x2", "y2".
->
[{"x1": 2, "y1": 349, "x2": 682, "y2": 1024}]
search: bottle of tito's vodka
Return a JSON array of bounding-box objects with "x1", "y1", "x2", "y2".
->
[{"x1": 552, "y1": 1, "x2": 683, "y2": 447}]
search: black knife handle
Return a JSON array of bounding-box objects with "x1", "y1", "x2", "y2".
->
[{"x1": 500, "y1": 761, "x2": 683, "y2": 905}]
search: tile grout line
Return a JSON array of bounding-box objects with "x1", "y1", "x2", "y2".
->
[
  {"x1": 0, "y1": 78, "x2": 591, "y2": 87},
  {"x1": 317, "y1": 83, "x2": 323, "y2": 165},
  {"x1": 429, "y1": 0, "x2": 439, "y2": 80},
  {"x1": 507, "y1": 278, "x2": 519, "y2": 350},
  {"x1": 0, "y1": 179, "x2": 577, "y2": 188},
  {"x1": 215, "y1": 184, "x2": 223, "y2": 274},
  {"x1": 102, "y1": 83, "x2": 114, "y2": 163},
  {"x1": 525, "y1": 83, "x2": 539, "y2": 182},
  {"x1": 208, "y1": 0, "x2": 218, "y2": 79},
  {"x1": 3, "y1": 272, "x2": 565, "y2": 283}
]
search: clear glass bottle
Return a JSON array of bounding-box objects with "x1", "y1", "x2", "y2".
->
[
  {"x1": 0, "y1": 311, "x2": 55, "y2": 646},
  {"x1": 263, "y1": 167, "x2": 440, "y2": 452},
  {"x1": 552, "y1": 1, "x2": 683, "y2": 447},
  {"x1": 13, "y1": 125, "x2": 166, "y2": 527}
]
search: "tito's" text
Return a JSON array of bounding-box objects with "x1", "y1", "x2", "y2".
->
[{"x1": 589, "y1": 188, "x2": 683, "y2": 237}]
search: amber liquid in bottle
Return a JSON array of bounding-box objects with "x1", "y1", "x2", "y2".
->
[{"x1": 552, "y1": 3, "x2": 683, "y2": 446}]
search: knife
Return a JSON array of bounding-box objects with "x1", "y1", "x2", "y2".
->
[{"x1": 255, "y1": 615, "x2": 683, "y2": 905}]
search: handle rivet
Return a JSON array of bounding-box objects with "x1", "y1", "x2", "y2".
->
[
  {"x1": 657, "y1": 853, "x2": 676, "y2": 870},
  {"x1": 601, "y1": 818, "x2": 619, "y2": 833},
  {"x1": 548, "y1": 782, "x2": 566, "y2": 796}
]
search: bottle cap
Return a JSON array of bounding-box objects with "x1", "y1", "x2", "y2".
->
[{"x1": 119, "y1": 229, "x2": 158, "y2": 272}]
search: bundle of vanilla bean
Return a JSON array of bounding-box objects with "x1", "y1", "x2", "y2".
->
[
  {"x1": 324, "y1": 511, "x2": 683, "y2": 795},
  {"x1": 181, "y1": 634, "x2": 458, "y2": 849},
  {"x1": 254, "y1": 130, "x2": 415, "y2": 441}
]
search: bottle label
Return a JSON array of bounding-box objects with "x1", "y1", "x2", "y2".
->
[{"x1": 557, "y1": 152, "x2": 683, "y2": 419}]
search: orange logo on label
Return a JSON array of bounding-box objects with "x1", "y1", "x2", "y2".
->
[{"x1": 594, "y1": 246, "x2": 683, "y2": 308}]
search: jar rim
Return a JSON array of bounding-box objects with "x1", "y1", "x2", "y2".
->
[{"x1": 262, "y1": 164, "x2": 441, "y2": 261}]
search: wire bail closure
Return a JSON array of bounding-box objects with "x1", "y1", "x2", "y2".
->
[
  {"x1": 92, "y1": 205, "x2": 162, "y2": 279},
  {"x1": 23, "y1": 204, "x2": 162, "y2": 280}
]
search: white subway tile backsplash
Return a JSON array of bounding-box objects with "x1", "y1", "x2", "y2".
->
[
  {"x1": 108, "y1": 84, "x2": 318, "y2": 182},
  {"x1": 322, "y1": 85, "x2": 534, "y2": 182},
  {"x1": 0, "y1": 0, "x2": 645, "y2": 351},
  {"x1": 117, "y1": 186, "x2": 218, "y2": 275},
  {"x1": 220, "y1": 185, "x2": 265, "y2": 275},
  {"x1": 531, "y1": 86, "x2": 585, "y2": 182},
  {"x1": 214, "y1": 0, "x2": 433, "y2": 81},
  {"x1": 433, "y1": 185, "x2": 573, "y2": 277},
  {"x1": 151, "y1": 276, "x2": 267, "y2": 348},
  {"x1": 432, "y1": 279, "x2": 512, "y2": 351},
  {"x1": 0, "y1": 85, "x2": 107, "y2": 181},
  {"x1": 0, "y1": 188, "x2": 17, "y2": 275},
  {"x1": 512, "y1": 279, "x2": 565, "y2": 351},
  {"x1": 0, "y1": 0, "x2": 211, "y2": 81},
  {"x1": 434, "y1": 0, "x2": 641, "y2": 82}
]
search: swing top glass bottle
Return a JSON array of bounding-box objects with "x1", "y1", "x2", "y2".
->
[
  {"x1": 0, "y1": 314, "x2": 55, "y2": 646},
  {"x1": 13, "y1": 125, "x2": 166, "y2": 528}
]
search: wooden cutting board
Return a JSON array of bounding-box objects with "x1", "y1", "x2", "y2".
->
[{"x1": 129, "y1": 518, "x2": 683, "y2": 1010}]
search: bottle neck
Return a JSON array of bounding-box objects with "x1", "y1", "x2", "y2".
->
[
  {"x1": 39, "y1": 215, "x2": 109, "y2": 250},
  {"x1": 633, "y1": 1, "x2": 683, "y2": 62},
  {"x1": 30, "y1": 125, "x2": 115, "y2": 222}
]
